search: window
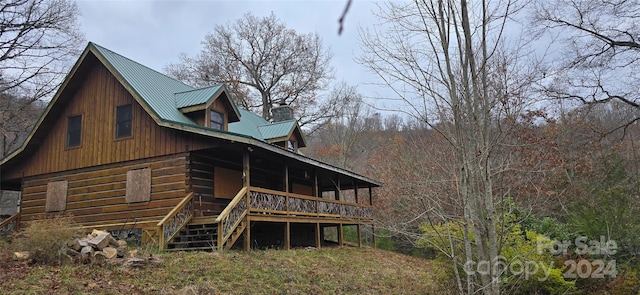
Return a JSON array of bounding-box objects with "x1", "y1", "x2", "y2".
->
[
  {"x1": 46, "y1": 181, "x2": 68, "y2": 212},
  {"x1": 287, "y1": 140, "x2": 297, "y2": 152},
  {"x1": 116, "y1": 104, "x2": 132, "y2": 138},
  {"x1": 66, "y1": 115, "x2": 82, "y2": 147},
  {"x1": 126, "y1": 168, "x2": 151, "y2": 203},
  {"x1": 210, "y1": 110, "x2": 224, "y2": 130}
]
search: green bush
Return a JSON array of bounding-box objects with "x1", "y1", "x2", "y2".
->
[{"x1": 417, "y1": 215, "x2": 576, "y2": 294}]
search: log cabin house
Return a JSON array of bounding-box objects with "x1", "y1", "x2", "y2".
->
[{"x1": 0, "y1": 42, "x2": 380, "y2": 251}]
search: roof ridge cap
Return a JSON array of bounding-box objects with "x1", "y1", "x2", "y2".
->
[
  {"x1": 174, "y1": 84, "x2": 223, "y2": 95},
  {"x1": 90, "y1": 42, "x2": 192, "y2": 89}
]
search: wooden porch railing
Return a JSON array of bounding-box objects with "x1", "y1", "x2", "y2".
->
[
  {"x1": 0, "y1": 212, "x2": 20, "y2": 237},
  {"x1": 248, "y1": 187, "x2": 373, "y2": 219},
  {"x1": 158, "y1": 187, "x2": 372, "y2": 251},
  {"x1": 215, "y1": 187, "x2": 248, "y2": 251},
  {"x1": 157, "y1": 192, "x2": 195, "y2": 250}
]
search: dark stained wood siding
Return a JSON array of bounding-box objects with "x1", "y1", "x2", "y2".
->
[
  {"x1": 4, "y1": 62, "x2": 221, "y2": 180},
  {"x1": 20, "y1": 154, "x2": 188, "y2": 227}
]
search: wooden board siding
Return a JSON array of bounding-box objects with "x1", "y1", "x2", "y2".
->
[
  {"x1": 188, "y1": 153, "x2": 241, "y2": 214},
  {"x1": 214, "y1": 166, "x2": 243, "y2": 199},
  {"x1": 19, "y1": 154, "x2": 188, "y2": 228},
  {"x1": 3, "y1": 62, "x2": 221, "y2": 180},
  {"x1": 291, "y1": 183, "x2": 313, "y2": 196}
]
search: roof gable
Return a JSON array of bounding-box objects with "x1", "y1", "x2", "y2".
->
[
  {"x1": 91, "y1": 43, "x2": 197, "y2": 126},
  {"x1": 175, "y1": 85, "x2": 241, "y2": 123}
]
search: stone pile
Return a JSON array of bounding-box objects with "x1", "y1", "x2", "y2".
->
[{"x1": 64, "y1": 229, "x2": 129, "y2": 264}]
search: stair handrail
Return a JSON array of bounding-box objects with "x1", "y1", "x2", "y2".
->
[
  {"x1": 215, "y1": 186, "x2": 249, "y2": 250},
  {"x1": 157, "y1": 192, "x2": 195, "y2": 250},
  {"x1": 0, "y1": 212, "x2": 20, "y2": 235}
]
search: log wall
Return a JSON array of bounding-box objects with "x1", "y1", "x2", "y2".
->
[{"x1": 20, "y1": 154, "x2": 188, "y2": 228}]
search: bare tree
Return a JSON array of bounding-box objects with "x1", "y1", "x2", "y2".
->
[
  {"x1": 535, "y1": 0, "x2": 640, "y2": 130},
  {"x1": 165, "y1": 12, "x2": 334, "y2": 128},
  {"x1": 0, "y1": 90, "x2": 45, "y2": 156},
  {"x1": 306, "y1": 82, "x2": 378, "y2": 171},
  {"x1": 0, "y1": 0, "x2": 84, "y2": 155},
  {"x1": 359, "y1": 1, "x2": 536, "y2": 294}
]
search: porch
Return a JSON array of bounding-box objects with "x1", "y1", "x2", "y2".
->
[
  {"x1": 157, "y1": 146, "x2": 378, "y2": 251},
  {"x1": 158, "y1": 184, "x2": 375, "y2": 251}
]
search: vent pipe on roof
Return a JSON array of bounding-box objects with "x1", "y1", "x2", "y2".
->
[{"x1": 271, "y1": 102, "x2": 294, "y2": 122}]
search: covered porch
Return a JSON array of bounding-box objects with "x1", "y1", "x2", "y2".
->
[{"x1": 158, "y1": 143, "x2": 379, "y2": 251}]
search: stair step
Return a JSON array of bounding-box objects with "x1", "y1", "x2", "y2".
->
[
  {"x1": 178, "y1": 230, "x2": 218, "y2": 236},
  {"x1": 189, "y1": 217, "x2": 219, "y2": 225},
  {"x1": 165, "y1": 246, "x2": 216, "y2": 252},
  {"x1": 169, "y1": 240, "x2": 214, "y2": 246},
  {"x1": 175, "y1": 232, "x2": 216, "y2": 239}
]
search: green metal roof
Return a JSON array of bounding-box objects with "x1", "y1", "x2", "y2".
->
[
  {"x1": 175, "y1": 85, "x2": 224, "y2": 109},
  {"x1": 258, "y1": 121, "x2": 297, "y2": 140},
  {"x1": 93, "y1": 42, "x2": 305, "y2": 146},
  {"x1": 228, "y1": 109, "x2": 266, "y2": 139},
  {"x1": 228, "y1": 109, "x2": 301, "y2": 143}
]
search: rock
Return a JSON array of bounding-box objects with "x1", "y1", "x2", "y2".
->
[
  {"x1": 122, "y1": 258, "x2": 146, "y2": 268},
  {"x1": 80, "y1": 246, "x2": 94, "y2": 263},
  {"x1": 116, "y1": 246, "x2": 128, "y2": 258},
  {"x1": 93, "y1": 251, "x2": 107, "y2": 264},
  {"x1": 108, "y1": 235, "x2": 120, "y2": 248},
  {"x1": 87, "y1": 232, "x2": 111, "y2": 250},
  {"x1": 127, "y1": 249, "x2": 139, "y2": 258},
  {"x1": 66, "y1": 248, "x2": 80, "y2": 257},
  {"x1": 13, "y1": 251, "x2": 29, "y2": 260},
  {"x1": 102, "y1": 247, "x2": 117, "y2": 259},
  {"x1": 117, "y1": 240, "x2": 127, "y2": 248}
]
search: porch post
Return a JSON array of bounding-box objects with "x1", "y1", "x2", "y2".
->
[
  {"x1": 243, "y1": 150, "x2": 251, "y2": 251},
  {"x1": 357, "y1": 224, "x2": 362, "y2": 248},
  {"x1": 284, "y1": 164, "x2": 289, "y2": 214},
  {"x1": 217, "y1": 222, "x2": 223, "y2": 251},
  {"x1": 315, "y1": 223, "x2": 321, "y2": 248},
  {"x1": 354, "y1": 181, "x2": 359, "y2": 204},
  {"x1": 243, "y1": 150, "x2": 250, "y2": 188},
  {"x1": 338, "y1": 223, "x2": 343, "y2": 247},
  {"x1": 314, "y1": 171, "x2": 319, "y2": 216},
  {"x1": 285, "y1": 222, "x2": 291, "y2": 250},
  {"x1": 158, "y1": 226, "x2": 165, "y2": 251},
  {"x1": 244, "y1": 219, "x2": 251, "y2": 251},
  {"x1": 372, "y1": 224, "x2": 376, "y2": 249},
  {"x1": 335, "y1": 177, "x2": 340, "y2": 201}
]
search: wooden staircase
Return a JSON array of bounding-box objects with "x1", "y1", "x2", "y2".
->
[{"x1": 165, "y1": 216, "x2": 248, "y2": 252}]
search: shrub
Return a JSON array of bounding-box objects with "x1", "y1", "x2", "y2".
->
[{"x1": 14, "y1": 215, "x2": 79, "y2": 265}]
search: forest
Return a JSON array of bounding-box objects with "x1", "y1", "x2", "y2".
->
[{"x1": 2, "y1": 0, "x2": 640, "y2": 294}]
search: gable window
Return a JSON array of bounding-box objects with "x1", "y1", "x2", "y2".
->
[
  {"x1": 116, "y1": 104, "x2": 133, "y2": 138},
  {"x1": 210, "y1": 110, "x2": 224, "y2": 130},
  {"x1": 66, "y1": 115, "x2": 82, "y2": 147}
]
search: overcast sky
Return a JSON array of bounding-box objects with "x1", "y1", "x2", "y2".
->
[{"x1": 76, "y1": 0, "x2": 383, "y2": 102}]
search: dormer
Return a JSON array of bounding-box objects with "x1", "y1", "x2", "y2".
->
[
  {"x1": 229, "y1": 108, "x2": 307, "y2": 153},
  {"x1": 259, "y1": 120, "x2": 307, "y2": 152},
  {"x1": 175, "y1": 85, "x2": 241, "y2": 130}
]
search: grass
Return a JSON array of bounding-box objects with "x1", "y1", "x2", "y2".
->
[{"x1": 0, "y1": 246, "x2": 448, "y2": 294}]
